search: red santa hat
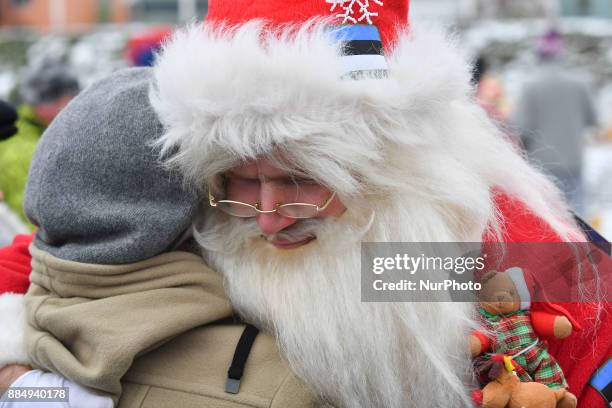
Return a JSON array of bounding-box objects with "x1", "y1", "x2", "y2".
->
[
  {"x1": 150, "y1": 0, "x2": 473, "y2": 195},
  {"x1": 205, "y1": 0, "x2": 409, "y2": 49},
  {"x1": 202, "y1": 0, "x2": 409, "y2": 77}
]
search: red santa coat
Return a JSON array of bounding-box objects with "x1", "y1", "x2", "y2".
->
[{"x1": 0, "y1": 193, "x2": 610, "y2": 407}]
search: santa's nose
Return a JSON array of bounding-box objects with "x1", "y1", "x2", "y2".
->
[
  {"x1": 256, "y1": 185, "x2": 296, "y2": 236},
  {"x1": 256, "y1": 213, "x2": 295, "y2": 236}
]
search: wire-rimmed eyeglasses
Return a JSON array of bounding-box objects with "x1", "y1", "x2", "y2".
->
[{"x1": 208, "y1": 190, "x2": 336, "y2": 219}]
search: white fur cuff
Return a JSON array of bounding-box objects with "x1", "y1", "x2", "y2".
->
[{"x1": 0, "y1": 293, "x2": 31, "y2": 367}]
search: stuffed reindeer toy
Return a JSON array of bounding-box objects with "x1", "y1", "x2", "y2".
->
[{"x1": 473, "y1": 354, "x2": 570, "y2": 408}]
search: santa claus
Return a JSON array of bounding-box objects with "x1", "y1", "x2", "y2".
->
[
  {"x1": 150, "y1": 0, "x2": 608, "y2": 405},
  {"x1": 0, "y1": 1, "x2": 609, "y2": 407}
]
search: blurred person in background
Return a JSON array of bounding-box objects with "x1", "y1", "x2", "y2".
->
[
  {"x1": 473, "y1": 55, "x2": 512, "y2": 125},
  {"x1": 513, "y1": 29, "x2": 598, "y2": 216},
  {"x1": 0, "y1": 59, "x2": 80, "y2": 226},
  {"x1": 0, "y1": 100, "x2": 28, "y2": 247}
]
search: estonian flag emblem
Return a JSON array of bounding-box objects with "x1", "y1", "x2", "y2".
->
[{"x1": 329, "y1": 24, "x2": 389, "y2": 79}]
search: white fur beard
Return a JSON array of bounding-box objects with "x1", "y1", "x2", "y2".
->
[{"x1": 195, "y1": 206, "x2": 478, "y2": 408}]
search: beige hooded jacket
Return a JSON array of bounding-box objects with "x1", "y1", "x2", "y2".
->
[{"x1": 23, "y1": 244, "x2": 315, "y2": 407}]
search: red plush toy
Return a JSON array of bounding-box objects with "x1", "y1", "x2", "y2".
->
[{"x1": 470, "y1": 267, "x2": 581, "y2": 408}]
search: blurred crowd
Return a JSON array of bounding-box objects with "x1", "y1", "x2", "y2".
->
[
  {"x1": 0, "y1": 27, "x2": 170, "y2": 246},
  {"x1": 0, "y1": 59, "x2": 80, "y2": 246},
  {"x1": 474, "y1": 29, "x2": 600, "y2": 213},
  {"x1": 473, "y1": 28, "x2": 611, "y2": 238}
]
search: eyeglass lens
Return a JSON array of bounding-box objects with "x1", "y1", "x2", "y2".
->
[
  {"x1": 216, "y1": 202, "x2": 259, "y2": 218},
  {"x1": 277, "y1": 204, "x2": 319, "y2": 218}
]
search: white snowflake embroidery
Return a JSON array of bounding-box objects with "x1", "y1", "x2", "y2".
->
[{"x1": 325, "y1": 0, "x2": 384, "y2": 25}]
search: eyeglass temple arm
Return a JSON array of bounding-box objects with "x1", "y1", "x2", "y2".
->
[{"x1": 318, "y1": 191, "x2": 337, "y2": 211}]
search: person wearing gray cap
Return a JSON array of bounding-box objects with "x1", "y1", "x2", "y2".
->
[
  {"x1": 0, "y1": 67, "x2": 208, "y2": 407},
  {"x1": 0, "y1": 64, "x2": 309, "y2": 408}
]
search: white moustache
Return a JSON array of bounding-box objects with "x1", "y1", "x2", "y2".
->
[{"x1": 263, "y1": 218, "x2": 325, "y2": 243}]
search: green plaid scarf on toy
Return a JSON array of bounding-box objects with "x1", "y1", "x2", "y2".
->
[{"x1": 478, "y1": 309, "x2": 567, "y2": 389}]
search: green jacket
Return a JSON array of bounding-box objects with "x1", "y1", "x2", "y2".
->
[{"x1": 0, "y1": 105, "x2": 45, "y2": 226}]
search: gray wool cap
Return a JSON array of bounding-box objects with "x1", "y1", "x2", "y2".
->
[{"x1": 24, "y1": 67, "x2": 199, "y2": 264}]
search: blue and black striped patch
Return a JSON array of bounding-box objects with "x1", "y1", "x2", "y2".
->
[
  {"x1": 590, "y1": 358, "x2": 612, "y2": 406},
  {"x1": 331, "y1": 24, "x2": 384, "y2": 56},
  {"x1": 329, "y1": 24, "x2": 388, "y2": 77}
]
